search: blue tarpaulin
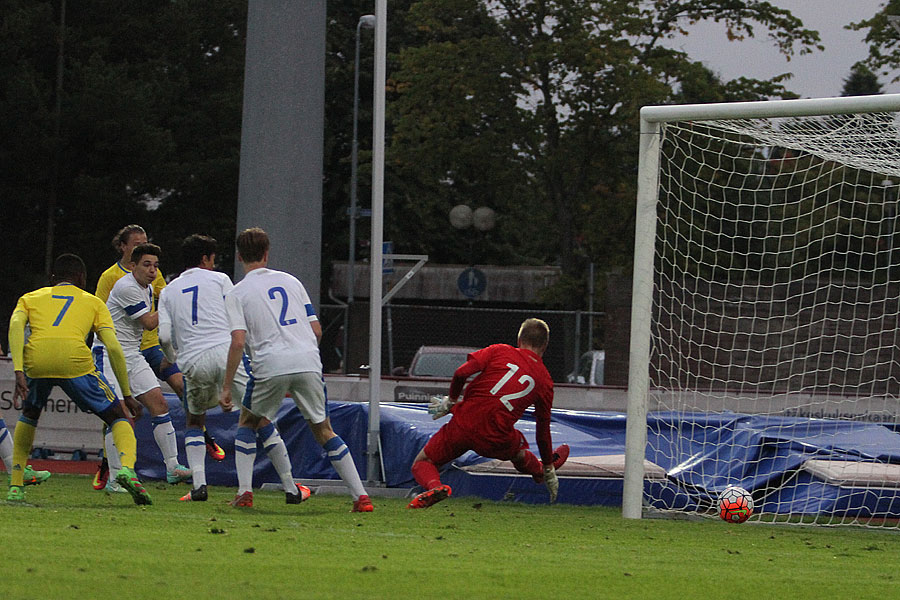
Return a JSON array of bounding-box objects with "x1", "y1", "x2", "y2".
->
[{"x1": 134, "y1": 395, "x2": 900, "y2": 515}]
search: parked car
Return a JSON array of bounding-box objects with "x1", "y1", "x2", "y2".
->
[
  {"x1": 406, "y1": 345, "x2": 479, "y2": 378},
  {"x1": 567, "y1": 350, "x2": 605, "y2": 386}
]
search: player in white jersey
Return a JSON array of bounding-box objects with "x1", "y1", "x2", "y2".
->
[
  {"x1": 220, "y1": 227, "x2": 373, "y2": 512},
  {"x1": 106, "y1": 243, "x2": 191, "y2": 484},
  {"x1": 158, "y1": 234, "x2": 276, "y2": 502}
]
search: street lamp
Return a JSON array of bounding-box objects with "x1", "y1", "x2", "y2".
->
[
  {"x1": 348, "y1": 14, "x2": 376, "y2": 305},
  {"x1": 343, "y1": 14, "x2": 375, "y2": 374},
  {"x1": 450, "y1": 204, "x2": 496, "y2": 282}
]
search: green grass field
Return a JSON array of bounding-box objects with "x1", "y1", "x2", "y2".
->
[{"x1": 3, "y1": 474, "x2": 900, "y2": 599}]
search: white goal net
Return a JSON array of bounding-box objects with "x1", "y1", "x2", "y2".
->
[{"x1": 623, "y1": 94, "x2": 900, "y2": 526}]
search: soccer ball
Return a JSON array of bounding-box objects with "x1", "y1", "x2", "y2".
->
[{"x1": 718, "y1": 485, "x2": 754, "y2": 523}]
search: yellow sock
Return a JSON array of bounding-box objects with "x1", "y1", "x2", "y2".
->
[
  {"x1": 11, "y1": 418, "x2": 37, "y2": 487},
  {"x1": 110, "y1": 419, "x2": 137, "y2": 470}
]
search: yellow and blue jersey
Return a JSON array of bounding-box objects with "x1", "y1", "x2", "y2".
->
[
  {"x1": 95, "y1": 262, "x2": 166, "y2": 351},
  {"x1": 12, "y1": 283, "x2": 115, "y2": 379}
]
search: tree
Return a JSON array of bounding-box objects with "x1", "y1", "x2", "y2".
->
[
  {"x1": 385, "y1": 0, "x2": 822, "y2": 307},
  {"x1": 849, "y1": 4, "x2": 900, "y2": 83},
  {"x1": 0, "y1": 0, "x2": 247, "y2": 350},
  {"x1": 842, "y1": 63, "x2": 884, "y2": 96}
]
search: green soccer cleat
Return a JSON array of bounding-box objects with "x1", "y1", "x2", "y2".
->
[
  {"x1": 7, "y1": 486, "x2": 25, "y2": 502},
  {"x1": 23, "y1": 465, "x2": 51, "y2": 486},
  {"x1": 115, "y1": 467, "x2": 153, "y2": 506},
  {"x1": 166, "y1": 465, "x2": 192, "y2": 484}
]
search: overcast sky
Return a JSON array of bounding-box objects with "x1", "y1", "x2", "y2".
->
[{"x1": 665, "y1": 0, "x2": 900, "y2": 98}]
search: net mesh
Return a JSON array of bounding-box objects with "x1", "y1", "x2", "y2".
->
[{"x1": 648, "y1": 111, "x2": 900, "y2": 526}]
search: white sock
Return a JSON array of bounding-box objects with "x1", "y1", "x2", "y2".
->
[
  {"x1": 0, "y1": 420, "x2": 13, "y2": 472},
  {"x1": 235, "y1": 427, "x2": 257, "y2": 495},
  {"x1": 323, "y1": 435, "x2": 367, "y2": 499},
  {"x1": 184, "y1": 428, "x2": 206, "y2": 488},
  {"x1": 151, "y1": 413, "x2": 180, "y2": 471},
  {"x1": 104, "y1": 427, "x2": 123, "y2": 472},
  {"x1": 259, "y1": 423, "x2": 295, "y2": 493}
]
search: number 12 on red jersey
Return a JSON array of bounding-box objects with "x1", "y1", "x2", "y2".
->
[{"x1": 489, "y1": 362, "x2": 535, "y2": 411}]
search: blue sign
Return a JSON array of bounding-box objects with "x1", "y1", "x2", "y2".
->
[{"x1": 457, "y1": 267, "x2": 487, "y2": 299}]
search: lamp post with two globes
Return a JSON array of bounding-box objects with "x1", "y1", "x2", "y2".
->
[{"x1": 450, "y1": 204, "x2": 496, "y2": 300}]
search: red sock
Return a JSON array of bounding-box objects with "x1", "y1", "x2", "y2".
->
[
  {"x1": 513, "y1": 450, "x2": 542, "y2": 477},
  {"x1": 411, "y1": 460, "x2": 442, "y2": 489}
]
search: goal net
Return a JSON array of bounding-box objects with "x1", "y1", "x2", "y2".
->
[{"x1": 623, "y1": 94, "x2": 900, "y2": 526}]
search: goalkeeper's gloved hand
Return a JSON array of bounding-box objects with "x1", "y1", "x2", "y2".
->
[
  {"x1": 543, "y1": 464, "x2": 559, "y2": 503},
  {"x1": 428, "y1": 395, "x2": 454, "y2": 420}
]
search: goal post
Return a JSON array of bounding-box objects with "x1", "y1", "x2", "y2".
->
[{"x1": 624, "y1": 93, "x2": 900, "y2": 524}]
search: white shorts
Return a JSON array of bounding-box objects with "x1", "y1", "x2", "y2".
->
[
  {"x1": 126, "y1": 353, "x2": 160, "y2": 398},
  {"x1": 182, "y1": 344, "x2": 249, "y2": 415},
  {"x1": 243, "y1": 371, "x2": 326, "y2": 424}
]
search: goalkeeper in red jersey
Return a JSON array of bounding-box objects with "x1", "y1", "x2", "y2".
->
[{"x1": 407, "y1": 318, "x2": 569, "y2": 509}]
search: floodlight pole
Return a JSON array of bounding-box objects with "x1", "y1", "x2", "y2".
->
[
  {"x1": 348, "y1": 15, "x2": 375, "y2": 306},
  {"x1": 366, "y1": 0, "x2": 387, "y2": 485},
  {"x1": 344, "y1": 14, "x2": 375, "y2": 374}
]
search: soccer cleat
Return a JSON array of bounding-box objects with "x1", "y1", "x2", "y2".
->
[
  {"x1": 166, "y1": 465, "x2": 192, "y2": 484},
  {"x1": 115, "y1": 467, "x2": 153, "y2": 506},
  {"x1": 7, "y1": 486, "x2": 25, "y2": 502},
  {"x1": 92, "y1": 459, "x2": 109, "y2": 490},
  {"x1": 180, "y1": 485, "x2": 208, "y2": 502},
  {"x1": 286, "y1": 483, "x2": 312, "y2": 504},
  {"x1": 407, "y1": 484, "x2": 451, "y2": 509},
  {"x1": 533, "y1": 444, "x2": 571, "y2": 484},
  {"x1": 352, "y1": 494, "x2": 374, "y2": 513},
  {"x1": 205, "y1": 431, "x2": 225, "y2": 461},
  {"x1": 22, "y1": 465, "x2": 51, "y2": 486},
  {"x1": 229, "y1": 491, "x2": 253, "y2": 507},
  {"x1": 104, "y1": 480, "x2": 127, "y2": 494}
]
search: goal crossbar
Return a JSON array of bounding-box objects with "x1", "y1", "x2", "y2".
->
[{"x1": 640, "y1": 93, "x2": 900, "y2": 123}]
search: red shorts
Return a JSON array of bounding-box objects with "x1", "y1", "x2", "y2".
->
[{"x1": 423, "y1": 416, "x2": 529, "y2": 466}]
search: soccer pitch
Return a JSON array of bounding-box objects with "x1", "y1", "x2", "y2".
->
[{"x1": 3, "y1": 475, "x2": 900, "y2": 599}]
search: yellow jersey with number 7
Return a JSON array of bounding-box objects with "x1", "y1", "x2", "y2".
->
[{"x1": 11, "y1": 283, "x2": 116, "y2": 378}]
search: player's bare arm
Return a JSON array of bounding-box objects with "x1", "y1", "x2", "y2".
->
[{"x1": 137, "y1": 311, "x2": 159, "y2": 331}]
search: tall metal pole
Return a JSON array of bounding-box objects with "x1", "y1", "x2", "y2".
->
[
  {"x1": 348, "y1": 15, "x2": 375, "y2": 305},
  {"x1": 344, "y1": 14, "x2": 375, "y2": 373},
  {"x1": 366, "y1": 0, "x2": 387, "y2": 484}
]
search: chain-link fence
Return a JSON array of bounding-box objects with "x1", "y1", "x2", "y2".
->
[{"x1": 317, "y1": 302, "x2": 606, "y2": 383}]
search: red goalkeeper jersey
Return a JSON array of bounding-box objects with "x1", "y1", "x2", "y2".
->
[{"x1": 449, "y1": 344, "x2": 555, "y2": 462}]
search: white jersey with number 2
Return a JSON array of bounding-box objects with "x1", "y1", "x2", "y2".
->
[{"x1": 224, "y1": 267, "x2": 321, "y2": 379}]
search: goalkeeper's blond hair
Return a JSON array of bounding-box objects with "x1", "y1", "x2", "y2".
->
[{"x1": 517, "y1": 318, "x2": 549, "y2": 351}]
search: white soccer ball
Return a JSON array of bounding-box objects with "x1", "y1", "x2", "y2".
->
[{"x1": 718, "y1": 485, "x2": 754, "y2": 523}]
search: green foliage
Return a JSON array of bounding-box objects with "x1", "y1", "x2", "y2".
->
[
  {"x1": 0, "y1": 0, "x2": 246, "y2": 349},
  {"x1": 0, "y1": 0, "x2": 836, "y2": 343},
  {"x1": 3, "y1": 475, "x2": 900, "y2": 599},
  {"x1": 850, "y1": 2, "x2": 900, "y2": 84},
  {"x1": 386, "y1": 0, "x2": 823, "y2": 307},
  {"x1": 842, "y1": 63, "x2": 884, "y2": 97}
]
